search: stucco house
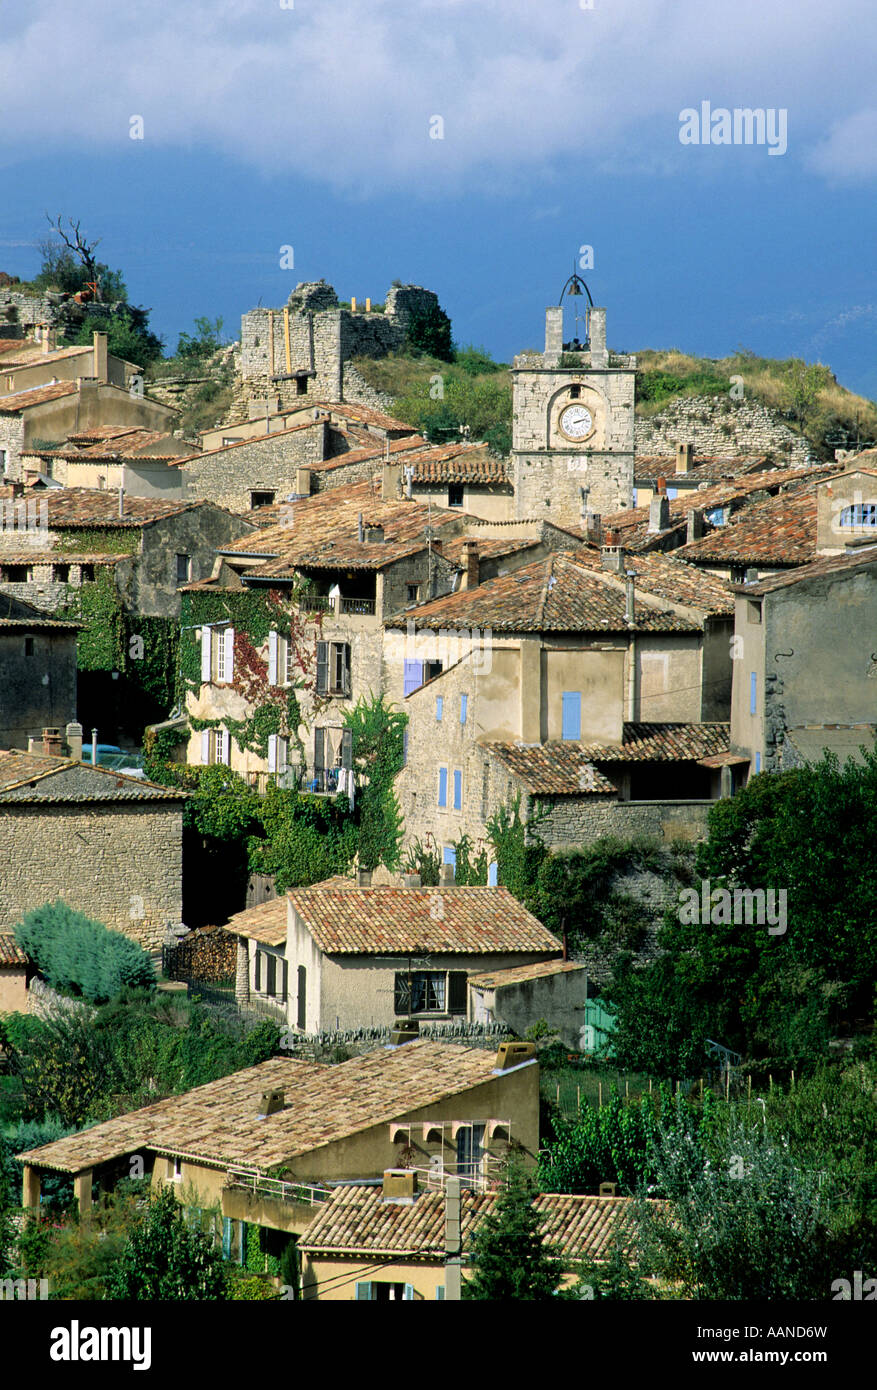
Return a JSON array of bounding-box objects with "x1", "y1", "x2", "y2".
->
[
  {"x1": 0, "y1": 933, "x2": 29, "y2": 1014},
  {"x1": 232, "y1": 880, "x2": 561, "y2": 1032}
]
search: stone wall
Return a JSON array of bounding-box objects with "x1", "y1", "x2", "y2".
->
[
  {"x1": 0, "y1": 417, "x2": 25, "y2": 478},
  {"x1": 0, "y1": 801, "x2": 184, "y2": 948},
  {"x1": 536, "y1": 795, "x2": 714, "y2": 848},
  {"x1": 0, "y1": 628, "x2": 77, "y2": 749},
  {"x1": 634, "y1": 395, "x2": 816, "y2": 465},
  {"x1": 178, "y1": 423, "x2": 327, "y2": 512},
  {"x1": 341, "y1": 363, "x2": 396, "y2": 412},
  {"x1": 0, "y1": 289, "x2": 65, "y2": 333}
]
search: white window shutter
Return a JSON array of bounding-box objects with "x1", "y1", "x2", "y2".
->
[
  {"x1": 219, "y1": 729, "x2": 230, "y2": 765},
  {"x1": 267, "y1": 734, "x2": 278, "y2": 773},
  {"x1": 268, "y1": 629, "x2": 278, "y2": 686},
  {"x1": 224, "y1": 627, "x2": 235, "y2": 680},
  {"x1": 200, "y1": 730, "x2": 211, "y2": 765},
  {"x1": 200, "y1": 626, "x2": 212, "y2": 683},
  {"x1": 278, "y1": 737, "x2": 288, "y2": 771}
]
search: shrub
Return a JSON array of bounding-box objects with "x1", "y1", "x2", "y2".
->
[{"x1": 14, "y1": 901, "x2": 156, "y2": 1003}]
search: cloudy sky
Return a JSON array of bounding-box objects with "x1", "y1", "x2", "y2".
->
[{"x1": 2, "y1": 0, "x2": 876, "y2": 394}]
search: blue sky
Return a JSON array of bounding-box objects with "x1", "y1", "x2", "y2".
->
[{"x1": 2, "y1": 0, "x2": 876, "y2": 397}]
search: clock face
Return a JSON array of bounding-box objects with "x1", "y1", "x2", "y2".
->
[{"x1": 559, "y1": 403, "x2": 594, "y2": 441}]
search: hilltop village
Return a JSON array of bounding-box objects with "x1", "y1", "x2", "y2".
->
[{"x1": 0, "y1": 274, "x2": 875, "y2": 1302}]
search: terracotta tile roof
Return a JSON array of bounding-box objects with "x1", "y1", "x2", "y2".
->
[
  {"x1": 408, "y1": 444, "x2": 510, "y2": 487},
  {"x1": 308, "y1": 401, "x2": 419, "y2": 434},
  {"x1": 634, "y1": 454, "x2": 769, "y2": 484},
  {"x1": 0, "y1": 345, "x2": 92, "y2": 372},
  {"x1": 468, "y1": 959, "x2": 585, "y2": 989},
  {"x1": 437, "y1": 536, "x2": 541, "y2": 567},
  {"x1": 18, "y1": 1041, "x2": 514, "y2": 1174},
  {"x1": 309, "y1": 435, "x2": 429, "y2": 474},
  {"x1": 0, "y1": 551, "x2": 119, "y2": 566},
  {"x1": 0, "y1": 382, "x2": 78, "y2": 412},
  {"x1": 0, "y1": 749, "x2": 186, "y2": 802},
  {"x1": 603, "y1": 466, "x2": 838, "y2": 552},
  {"x1": 227, "y1": 877, "x2": 354, "y2": 946},
  {"x1": 32, "y1": 429, "x2": 185, "y2": 463},
  {"x1": 286, "y1": 885, "x2": 559, "y2": 956},
  {"x1": 218, "y1": 479, "x2": 460, "y2": 576},
  {"x1": 36, "y1": 489, "x2": 202, "y2": 529},
  {"x1": 571, "y1": 548, "x2": 734, "y2": 615},
  {"x1": 740, "y1": 543, "x2": 877, "y2": 594},
  {"x1": 299, "y1": 1188, "x2": 641, "y2": 1262},
  {"x1": 388, "y1": 554, "x2": 703, "y2": 634},
  {"x1": 487, "y1": 724, "x2": 731, "y2": 794},
  {"x1": 676, "y1": 488, "x2": 818, "y2": 568},
  {"x1": 0, "y1": 934, "x2": 28, "y2": 967}
]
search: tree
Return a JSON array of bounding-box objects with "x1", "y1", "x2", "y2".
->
[
  {"x1": 462, "y1": 1167, "x2": 564, "y2": 1300},
  {"x1": 176, "y1": 316, "x2": 227, "y2": 360},
  {"x1": 405, "y1": 301, "x2": 453, "y2": 361},
  {"x1": 105, "y1": 1186, "x2": 227, "y2": 1300},
  {"x1": 342, "y1": 694, "x2": 407, "y2": 872}
]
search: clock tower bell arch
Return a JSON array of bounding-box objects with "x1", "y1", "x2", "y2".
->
[{"x1": 511, "y1": 289, "x2": 636, "y2": 529}]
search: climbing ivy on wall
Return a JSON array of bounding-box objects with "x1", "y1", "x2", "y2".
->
[
  {"x1": 60, "y1": 567, "x2": 126, "y2": 670},
  {"x1": 342, "y1": 694, "x2": 407, "y2": 873},
  {"x1": 54, "y1": 527, "x2": 138, "y2": 556}
]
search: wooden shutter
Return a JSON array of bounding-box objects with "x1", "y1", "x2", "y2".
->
[
  {"x1": 438, "y1": 767, "x2": 447, "y2": 807},
  {"x1": 314, "y1": 727, "x2": 325, "y2": 771},
  {"x1": 453, "y1": 769, "x2": 462, "y2": 809},
  {"x1": 254, "y1": 951, "x2": 262, "y2": 992},
  {"x1": 297, "y1": 965, "x2": 307, "y2": 1030},
  {"x1": 267, "y1": 734, "x2": 278, "y2": 773},
  {"x1": 268, "y1": 629, "x2": 279, "y2": 686},
  {"x1": 436, "y1": 696, "x2": 443, "y2": 722},
  {"x1": 340, "y1": 643, "x2": 351, "y2": 696},
  {"x1": 394, "y1": 973, "x2": 411, "y2": 1016},
  {"x1": 355, "y1": 1282, "x2": 374, "y2": 1301},
  {"x1": 281, "y1": 959, "x2": 289, "y2": 1003},
  {"x1": 341, "y1": 728, "x2": 353, "y2": 770},
  {"x1": 403, "y1": 660, "x2": 423, "y2": 696},
  {"x1": 316, "y1": 641, "x2": 329, "y2": 694},
  {"x1": 200, "y1": 730, "x2": 211, "y2": 765},
  {"x1": 223, "y1": 627, "x2": 235, "y2": 681},
  {"x1": 266, "y1": 953, "x2": 277, "y2": 998},
  {"x1": 448, "y1": 971, "x2": 467, "y2": 1014},
  {"x1": 200, "y1": 626, "x2": 212, "y2": 682},
  {"x1": 561, "y1": 691, "x2": 581, "y2": 741}
]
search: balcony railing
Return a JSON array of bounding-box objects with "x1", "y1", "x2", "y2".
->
[
  {"x1": 339, "y1": 596, "x2": 376, "y2": 616},
  {"x1": 225, "y1": 1166, "x2": 331, "y2": 1207},
  {"x1": 298, "y1": 594, "x2": 334, "y2": 613}
]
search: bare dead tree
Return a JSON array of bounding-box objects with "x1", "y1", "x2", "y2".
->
[{"x1": 44, "y1": 213, "x2": 103, "y2": 300}]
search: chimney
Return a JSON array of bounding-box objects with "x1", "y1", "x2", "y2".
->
[
  {"x1": 585, "y1": 512, "x2": 602, "y2": 545},
  {"x1": 382, "y1": 1169, "x2": 418, "y2": 1202},
  {"x1": 65, "y1": 721, "x2": 83, "y2": 761},
  {"x1": 93, "y1": 331, "x2": 108, "y2": 384},
  {"x1": 624, "y1": 570, "x2": 636, "y2": 626},
  {"x1": 41, "y1": 727, "x2": 62, "y2": 757},
  {"x1": 648, "y1": 490, "x2": 671, "y2": 533},
  {"x1": 257, "y1": 1088, "x2": 285, "y2": 1118},
  {"x1": 461, "y1": 540, "x2": 479, "y2": 590},
  {"x1": 676, "y1": 443, "x2": 693, "y2": 474},
  {"x1": 600, "y1": 530, "x2": 625, "y2": 573},
  {"x1": 686, "y1": 508, "x2": 704, "y2": 543},
  {"x1": 493, "y1": 1041, "x2": 537, "y2": 1071},
  {"x1": 356, "y1": 867, "x2": 372, "y2": 886},
  {"x1": 439, "y1": 862, "x2": 455, "y2": 887},
  {"x1": 401, "y1": 872, "x2": 421, "y2": 888},
  {"x1": 544, "y1": 306, "x2": 563, "y2": 363},
  {"x1": 41, "y1": 327, "x2": 55, "y2": 354},
  {"x1": 382, "y1": 461, "x2": 402, "y2": 500},
  {"x1": 599, "y1": 1182, "x2": 618, "y2": 1198}
]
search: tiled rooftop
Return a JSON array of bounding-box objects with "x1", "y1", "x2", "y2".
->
[
  {"x1": 0, "y1": 382, "x2": 78, "y2": 412},
  {"x1": 32, "y1": 489, "x2": 203, "y2": 529},
  {"x1": 287, "y1": 885, "x2": 559, "y2": 956},
  {"x1": 388, "y1": 554, "x2": 704, "y2": 634},
  {"x1": 30, "y1": 428, "x2": 184, "y2": 463},
  {"x1": 299, "y1": 1187, "x2": 641, "y2": 1262},
  {"x1": 468, "y1": 960, "x2": 586, "y2": 990},
  {"x1": 634, "y1": 454, "x2": 770, "y2": 484},
  {"x1": 18, "y1": 1041, "x2": 516, "y2": 1175},
  {"x1": 487, "y1": 724, "x2": 731, "y2": 794},
  {"x1": 572, "y1": 548, "x2": 734, "y2": 615},
  {"x1": 226, "y1": 877, "x2": 354, "y2": 946},
  {"x1": 740, "y1": 544, "x2": 877, "y2": 594},
  {"x1": 0, "y1": 750, "x2": 186, "y2": 802},
  {"x1": 677, "y1": 488, "x2": 818, "y2": 568},
  {"x1": 0, "y1": 934, "x2": 28, "y2": 967}
]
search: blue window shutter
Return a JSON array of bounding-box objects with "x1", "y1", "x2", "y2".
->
[
  {"x1": 443, "y1": 845, "x2": 456, "y2": 865},
  {"x1": 460, "y1": 694, "x2": 468, "y2": 725},
  {"x1": 436, "y1": 695, "x2": 443, "y2": 722},
  {"x1": 436, "y1": 1285, "x2": 446, "y2": 1300},
  {"x1": 438, "y1": 768, "x2": 447, "y2": 806},
  {"x1": 355, "y1": 1282, "x2": 374, "y2": 1301},
  {"x1": 404, "y1": 660, "x2": 423, "y2": 696},
  {"x1": 750, "y1": 672, "x2": 757, "y2": 715},
  {"x1": 488, "y1": 861, "x2": 498, "y2": 887},
  {"x1": 755, "y1": 752, "x2": 761, "y2": 773},
  {"x1": 222, "y1": 1217, "x2": 233, "y2": 1260},
  {"x1": 453, "y1": 769, "x2": 462, "y2": 809},
  {"x1": 561, "y1": 692, "x2": 581, "y2": 741},
  {"x1": 666, "y1": 486, "x2": 678, "y2": 500}
]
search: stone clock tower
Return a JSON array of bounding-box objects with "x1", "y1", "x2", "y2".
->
[{"x1": 511, "y1": 302, "x2": 636, "y2": 529}]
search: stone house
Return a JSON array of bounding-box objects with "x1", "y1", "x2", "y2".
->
[
  {"x1": 299, "y1": 1183, "x2": 643, "y2": 1300},
  {"x1": 21, "y1": 425, "x2": 192, "y2": 497},
  {"x1": 467, "y1": 959, "x2": 589, "y2": 1051},
  {"x1": 232, "y1": 881, "x2": 560, "y2": 1032},
  {"x1": 633, "y1": 445, "x2": 775, "y2": 508},
  {"x1": 0, "y1": 332, "x2": 139, "y2": 399},
  {"x1": 17, "y1": 1039, "x2": 541, "y2": 1269},
  {"x1": 182, "y1": 479, "x2": 466, "y2": 788},
  {"x1": 389, "y1": 546, "x2": 735, "y2": 853},
  {"x1": 0, "y1": 380, "x2": 179, "y2": 481},
  {"x1": 0, "y1": 747, "x2": 185, "y2": 948},
  {"x1": 0, "y1": 595, "x2": 79, "y2": 748},
  {"x1": 0, "y1": 933, "x2": 29, "y2": 1014}
]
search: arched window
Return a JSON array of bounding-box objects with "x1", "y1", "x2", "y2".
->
[{"x1": 838, "y1": 503, "x2": 877, "y2": 527}]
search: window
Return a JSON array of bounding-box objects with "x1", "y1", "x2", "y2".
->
[
  {"x1": 394, "y1": 971, "x2": 447, "y2": 1015},
  {"x1": 5, "y1": 565, "x2": 29, "y2": 582},
  {"x1": 438, "y1": 767, "x2": 448, "y2": 807},
  {"x1": 407, "y1": 584, "x2": 419, "y2": 603},
  {"x1": 750, "y1": 672, "x2": 757, "y2": 716},
  {"x1": 453, "y1": 769, "x2": 462, "y2": 810},
  {"x1": 355, "y1": 1282, "x2": 414, "y2": 1301},
  {"x1": 80, "y1": 565, "x2": 94, "y2": 583},
  {"x1": 488, "y1": 861, "x2": 498, "y2": 887},
  {"x1": 265, "y1": 953, "x2": 277, "y2": 998},
  {"x1": 460, "y1": 693, "x2": 468, "y2": 725},
  {"x1": 213, "y1": 626, "x2": 235, "y2": 684},
  {"x1": 316, "y1": 641, "x2": 350, "y2": 696},
  {"x1": 448, "y1": 971, "x2": 467, "y2": 1014},
  {"x1": 704, "y1": 506, "x2": 727, "y2": 526},
  {"x1": 666, "y1": 487, "x2": 678, "y2": 500},
  {"x1": 52, "y1": 564, "x2": 70, "y2": 583},
  {"x1": 425, "y1": 660, "x2": 443, "y2": 683},
  {"x1": 250, "y1": 490, "x2": 275, "y2": 509},
  {"x1": 747, "y1": 600, "x2": 762, "y2": 624},
  {"x1": 267, "y1": 734, "x2": 289, "y2": 774},
  {"x1": 755, "y1": 752, "x2": 761, "y2": 773},
  {"x1": 443, "y1": 845, "x2": 456, "y2": 866},
  {"x1": 561, "y1": 691, "x2": 582, "y2": 740},
  {"x1": 436, "y1": 696, "x2": 443, "y2": 722},
  {"x1": 297, "y1": 965, "x2": 307, "y2": 1030},
  {"x1": 403, "y1": 659, "x2": 423, "y2": 696},
  {"x1": 0, "y1": 449, "x2": 6, "y2": 474},
  {"x1": 296, "y1": 377, "x2": 307, "y2": 396},
  {"x1": 839, "y1": 503, "x2": 877, "y2": 527},
  {"x1": 24, "y1": 636, "x2": 34, "y2": 657},
  {"x1": 448, "y1": 484, "x2": 464, "y2": 508},
  {"x1": 171, "y1": 1157, "x2": 182, "y2": 1183},
  {"x1": 569, "y1": 384, "x2": 581, "y2": 399},
  {"x1": 175, "y1": 553, "x2": 191, "y2": 584}
]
